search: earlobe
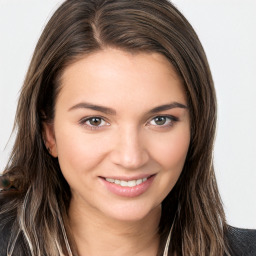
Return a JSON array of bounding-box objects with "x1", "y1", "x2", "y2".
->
[{"x1": 42, "y1": 122, "x2": 58, "y2": 158}]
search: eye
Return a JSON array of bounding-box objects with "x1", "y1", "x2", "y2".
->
[
  {"x1": 79, "y1": 116, "x2": 110, "y2": 129},
  {"x1": 148, "y1": 115, "x2": 178, "y2": 127},
  {"x1": 87, "y1": 117, "x2": 104, "y2": 126}
]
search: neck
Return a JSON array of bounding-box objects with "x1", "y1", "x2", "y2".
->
[{"x1": 68, "y1": 198, "x2": 161, "y2": 256}]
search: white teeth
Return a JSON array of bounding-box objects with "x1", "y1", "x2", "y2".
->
[
  {"x1": 105, "y1": 177, "x2": 148, "y2": 187},
  {"x1": 136, "y1": 179, "x2": 142, "y2": 185},
  {"x1": 128, "y1": 180, "x2": 136, "y2": 187},
  {"x1": 114, "y1": 180, "x2": 120, "y2": 185},
  {"x1": 120, "y1": 181, "x2": 128, "y2": 187}
]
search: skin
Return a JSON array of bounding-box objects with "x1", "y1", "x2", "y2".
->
[{"x1": 44, "y1": 48, "x2": 190, "y2": 256}]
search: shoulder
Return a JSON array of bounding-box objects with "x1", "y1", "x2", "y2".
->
[
  {"x1": 0, "y1": 215, "x2": 12, "y2": 256},
  {"x1": 0, "y1": 192, "x2": 27, "y2": 256},
  {"x1": 0, "y1": 192, "x2": 16, "y2": 256},
  {"x1": 0, "y1": 196, "x2": 13, "y2": 255},
  {"x1": 226, "y1": 225, "x2": 256, "y2": 256}
]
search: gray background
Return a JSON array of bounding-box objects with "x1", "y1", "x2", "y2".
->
[{"x1": 0, "y1": 0, "x2": 255, "y2": 228}]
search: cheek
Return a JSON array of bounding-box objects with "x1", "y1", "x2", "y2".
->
[
  {"x1": 148, "y1": 128, "x2": 190, "y2": 172},
  {"x1": 144, "y1": 128, "x2": 190, "y2": 207},
  {"x1": 54, "y1": 125, "x2": 112, "y2": 178}
]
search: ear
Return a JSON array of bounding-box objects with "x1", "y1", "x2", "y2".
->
[{"x1": 42, "y1": 122, "x2": 58, "y2": 158}]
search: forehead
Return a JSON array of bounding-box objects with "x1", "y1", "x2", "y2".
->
[
  {"x1": 57, "y1": 48, "x2": 186, "y2": 111},
  {"x1": 61, "y1": 48, "x2": 181, "y2": 81}
]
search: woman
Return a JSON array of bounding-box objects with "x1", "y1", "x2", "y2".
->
[{"x1": 0, "y1": 0, "x2": 255, "y2": 255}]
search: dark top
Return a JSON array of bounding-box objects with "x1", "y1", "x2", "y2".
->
[
  {"x1": 226, "y1": 226, "x2": 256, "y2": 256},
  {"x1": 0, "y1": 193, "x2": 255, "y2": 255},
  {"x1": 0, "y1": 220, "x2": 255, "y2": 256}
]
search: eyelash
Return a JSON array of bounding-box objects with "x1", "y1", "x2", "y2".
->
[
  {"x1": 79, "y1": 116, "x2": 109, "y2": 130},
  {"x1": 79, "y1": 115, "x2": 179, "y2": 130},
  {"x1": 147, "y1": 115, "x2": 179, "y2": 128}
]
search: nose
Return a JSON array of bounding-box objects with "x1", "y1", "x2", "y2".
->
[{"x1": 109, "y1": 126, "x2": 149, "y2": 169}]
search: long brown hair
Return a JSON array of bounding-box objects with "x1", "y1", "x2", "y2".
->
[{"x1": 0, "y1": 0, "x2": 229, "y2": 255}]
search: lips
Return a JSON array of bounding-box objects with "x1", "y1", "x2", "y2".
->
[
  {"x1": 105, "y1": 177, "x2": 148, "y2": 187},
  {"x1": 100, "y1": 174, "x2": 156, "y2": 197}
]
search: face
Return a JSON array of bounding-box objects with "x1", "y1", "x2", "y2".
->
[{"x1": 44, "y1": 48, "x2": 190, "y2": 222}]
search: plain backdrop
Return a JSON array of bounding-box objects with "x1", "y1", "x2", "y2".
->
[{"x1": 0, "y1": 0, "x2": 255, "y2": 228}]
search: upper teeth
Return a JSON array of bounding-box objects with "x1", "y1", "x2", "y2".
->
[{"x1": 105, "y1": 178, "x2": 147, "y2": 187}]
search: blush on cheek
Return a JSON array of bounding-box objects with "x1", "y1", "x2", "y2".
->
[
  {"x1": 151, "y1": 133, "x2": 190, "y2": 169},
  {"x1": 55, "y1": 130, "x2": 110, "y2": 180}
]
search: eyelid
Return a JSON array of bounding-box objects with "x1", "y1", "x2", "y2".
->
[
  {"x1": 78, "y1": 114, "x2": 179, "y2": 130},
  {"x1": 146, "y1": 114, "x2": 179, "y2": 127},
  {"x1": 78, "y1": 116, "x2": 110, "y2": 130}
]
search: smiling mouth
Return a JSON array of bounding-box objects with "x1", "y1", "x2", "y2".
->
[
  {"x1": 105, "y1": 177, "x2": 148, "y2": 187},
  {"x1": 103, "y1": 175, "x2": 155, "y2": 188},
  {"x1": 100, "y1": 175, "x2": 156, "y2": 197}
]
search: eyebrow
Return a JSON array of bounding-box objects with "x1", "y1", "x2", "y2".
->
[
  {"x1": 148, "y1": 102, "x2": 187, "y2": 114},
  {"x1": 68, "y1": 101, "x2": 187, "y2": 115},
  {"x1": 68, "y1": 102, "x2": 116, "y2": 115}
]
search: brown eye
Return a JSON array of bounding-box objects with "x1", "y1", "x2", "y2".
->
[
  {"x1": 88, "y1": 117, "x2": 102, "y2": 126},
  {"x1": 154, "y1": 116, "x2": 167, "y2": 125},
  {"x1": 80, "y1": 116, "x2": 110, "y2": 130},
  {"x1": 148, "y1": 115, "x2": 178, "y2": 127}
]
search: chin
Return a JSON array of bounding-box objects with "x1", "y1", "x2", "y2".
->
[{"x1": 101, "y1": 202, "x2": 161, "y2": 223}]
